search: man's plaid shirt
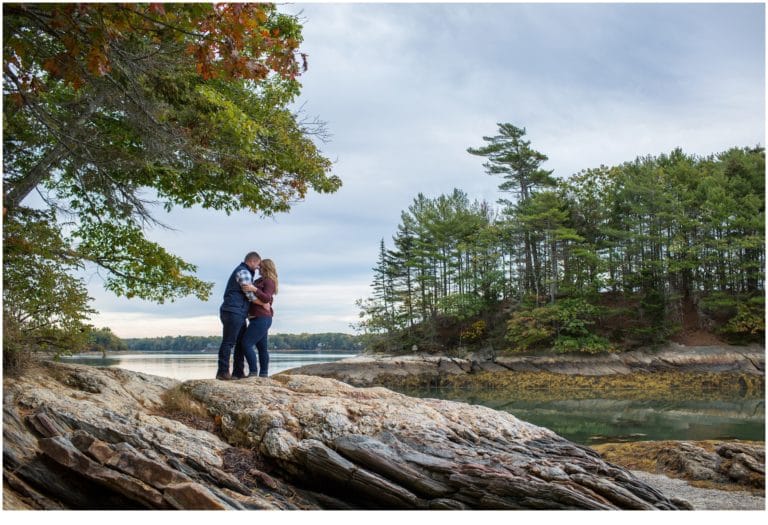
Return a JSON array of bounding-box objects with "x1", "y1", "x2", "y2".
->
[{"x1": 235, "y1": 268, "x2": 258, "y2": 302}]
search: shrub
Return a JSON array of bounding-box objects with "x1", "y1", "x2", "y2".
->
[
  {"x1": 719, "y1": 297, "x2": 765, "y2": 342},
  {"x1": 701, "y1": 293, "x2": 765, "y2": 343},
  {"x1": 506, "y1": 298, "x2": 616, "y2": 354},
  {"x1": 506, "y1": 306, "x2": 557, "y2": 350},
  {"x1": 553, "y1": 334, "x2": 615, "y2": 354},
  {"x1": 460, "y1": 320, "x2": 487, "y2": 343},
  {"x1": 437, "y1": 293, "x2": 487, "y2": 320}
]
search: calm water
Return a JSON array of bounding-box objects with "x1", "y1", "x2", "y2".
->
[
  {"x1": 61, "y1": 352, "x2": 354, "y2": 381},
  {"x1": 61, "y1": 353, "x2": 765, "y2": 445},
  {"x1": 395, "y1": 387, "x2": 765, "y2": 445}
]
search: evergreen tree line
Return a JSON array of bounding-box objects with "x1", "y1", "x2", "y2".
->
[
  {"x1": 358, "y1": 124, "x2": 764, "y2": 354},
  {"x1": 121, "y1": 333, "x2": 363, "y2": 353}
]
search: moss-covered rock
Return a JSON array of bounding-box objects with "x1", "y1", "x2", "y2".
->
[{"x1": 592, "y1": 440, "x2": 765, "y2": 494}]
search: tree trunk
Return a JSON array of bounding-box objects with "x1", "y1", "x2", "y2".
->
[{"x1": 550, "y1": 235, "x2": 557, "y2": 304}]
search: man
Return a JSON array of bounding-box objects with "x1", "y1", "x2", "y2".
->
[{"x1": 216, "y1": 252, "x2": 260, "y2": 380}]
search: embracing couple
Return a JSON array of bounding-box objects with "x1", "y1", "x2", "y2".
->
[{"x1": 216, "y1": 251, "x2": 278, "y2": 380}]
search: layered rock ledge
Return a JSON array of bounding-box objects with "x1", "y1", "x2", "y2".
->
[
  {"x1": 283, "y1": 344, "x2": 765, "y2": 390},
  {"x1": 4, "y1": 362, "x2": 312, "y2": 510},
  {"x1": 4, "y1": 362, "x2": 691, "y2": 509}
]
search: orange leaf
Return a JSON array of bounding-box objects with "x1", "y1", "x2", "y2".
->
[
  {"x1": 42, "y1": 58, "x2": 60, "y2": 76},
  {"x1": 86, "y1": 48, "x2": 110, "y2": 76}
]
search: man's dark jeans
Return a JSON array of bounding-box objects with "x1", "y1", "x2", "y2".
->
[{"x1": 218, "y1": 309, "x2": 247, "y2": 376}]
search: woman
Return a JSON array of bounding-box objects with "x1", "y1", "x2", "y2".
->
[{"x1": 233, "y1": 259, "x2": 277, "y2": 378}]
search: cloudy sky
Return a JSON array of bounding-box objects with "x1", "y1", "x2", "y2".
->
[{"x1": 86, "y1": 1, "x2": 765, "y2": 338}]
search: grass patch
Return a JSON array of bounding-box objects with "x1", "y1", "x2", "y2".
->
[{"x1": 158, "y1": 385, "x2": 216, "y2": 433}]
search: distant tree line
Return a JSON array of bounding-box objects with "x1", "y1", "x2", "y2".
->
[
  {"x1": 121, "y1": 333, "x2": 363, "y2": 353},
  {"x1": 357, "y1": 124, "x2": 764, "y2": 354}
]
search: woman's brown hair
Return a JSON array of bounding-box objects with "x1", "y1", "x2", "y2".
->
[{"x1": 259, "y1": 259, "x2": 278, "y2": 294}]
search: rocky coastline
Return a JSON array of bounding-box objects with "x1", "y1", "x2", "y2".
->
[
  {"x1": 0, "y1": 361, "x2": 699, "y2": 510},
  {"x1": 282, "y1": 344, "x2": 765, "y2": 392},
  {"x1": 3, "y1": 348, "x2": 764, "y2": 510}
]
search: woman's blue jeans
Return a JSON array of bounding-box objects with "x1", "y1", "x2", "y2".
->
[{"x1": 233, "y1": 316, "x2": 272, "y2": 377}]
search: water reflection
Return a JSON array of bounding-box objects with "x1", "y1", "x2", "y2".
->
[
  {"x1": 395, "y1": 387, "x2": 765, "y2": 445},
  {"x1": 61, "y1": 352, "x2": 354, "y2": 382}
]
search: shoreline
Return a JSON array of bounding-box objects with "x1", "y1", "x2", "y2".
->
[
  {"x1": 67, "y1": 349, "x2": 360, "y2": 356},
  {"x1": 281, "y1": 344, "x2": 765, "y2": 390},
  {"x1": 628, "y1": 470, "x2": 764, "y2": 510},
  {"x1": 4, "y1": 361, "x2": 764, "y2": 510}
]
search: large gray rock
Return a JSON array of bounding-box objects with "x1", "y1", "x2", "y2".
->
[
  {"x1": 4, "y1": 361, "x2": 692, "y2": 510},
  {"x1": 3, "y1": 362, "x2": 315, "y2": 510},
  {"x1": 184, "y1": 373, "x2": 689, "y2": 509}
]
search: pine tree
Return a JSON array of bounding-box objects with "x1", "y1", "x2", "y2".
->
[{"x1": 468, "y1": 123, "x2": 556, "y2": 296}]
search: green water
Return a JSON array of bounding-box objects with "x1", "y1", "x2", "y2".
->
[{"x1": 395, "y1": 387, "x2": 765, "y2": 445}]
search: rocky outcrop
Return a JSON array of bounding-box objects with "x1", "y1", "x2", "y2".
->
[
  {"x1": 656, "y1": 442, "x2": 765, "y2": 489},
  {"x1": 284, "y1": 345, "x2": 765, "y2": 388},
  {"x1": 3, "y1": 362, "x2": 315, "y2": 510},
  {"x1": 593, "y1": 440, "x2": 765, "y2": 494},
  {"x1": 183, "y1": 373, "x2": 691, "y2": 509},
  {"x1": 4, "y1": 362, "x2": 691, "y2": 509}
]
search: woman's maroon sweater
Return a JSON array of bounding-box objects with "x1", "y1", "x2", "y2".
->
[{"x1": 248, "y1": 277, "x2": 275, "y2": 318}]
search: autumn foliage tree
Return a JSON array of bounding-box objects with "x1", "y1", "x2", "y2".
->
[{"x1": 3, "y1": 3, "x2": 340, "y2": 366}]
